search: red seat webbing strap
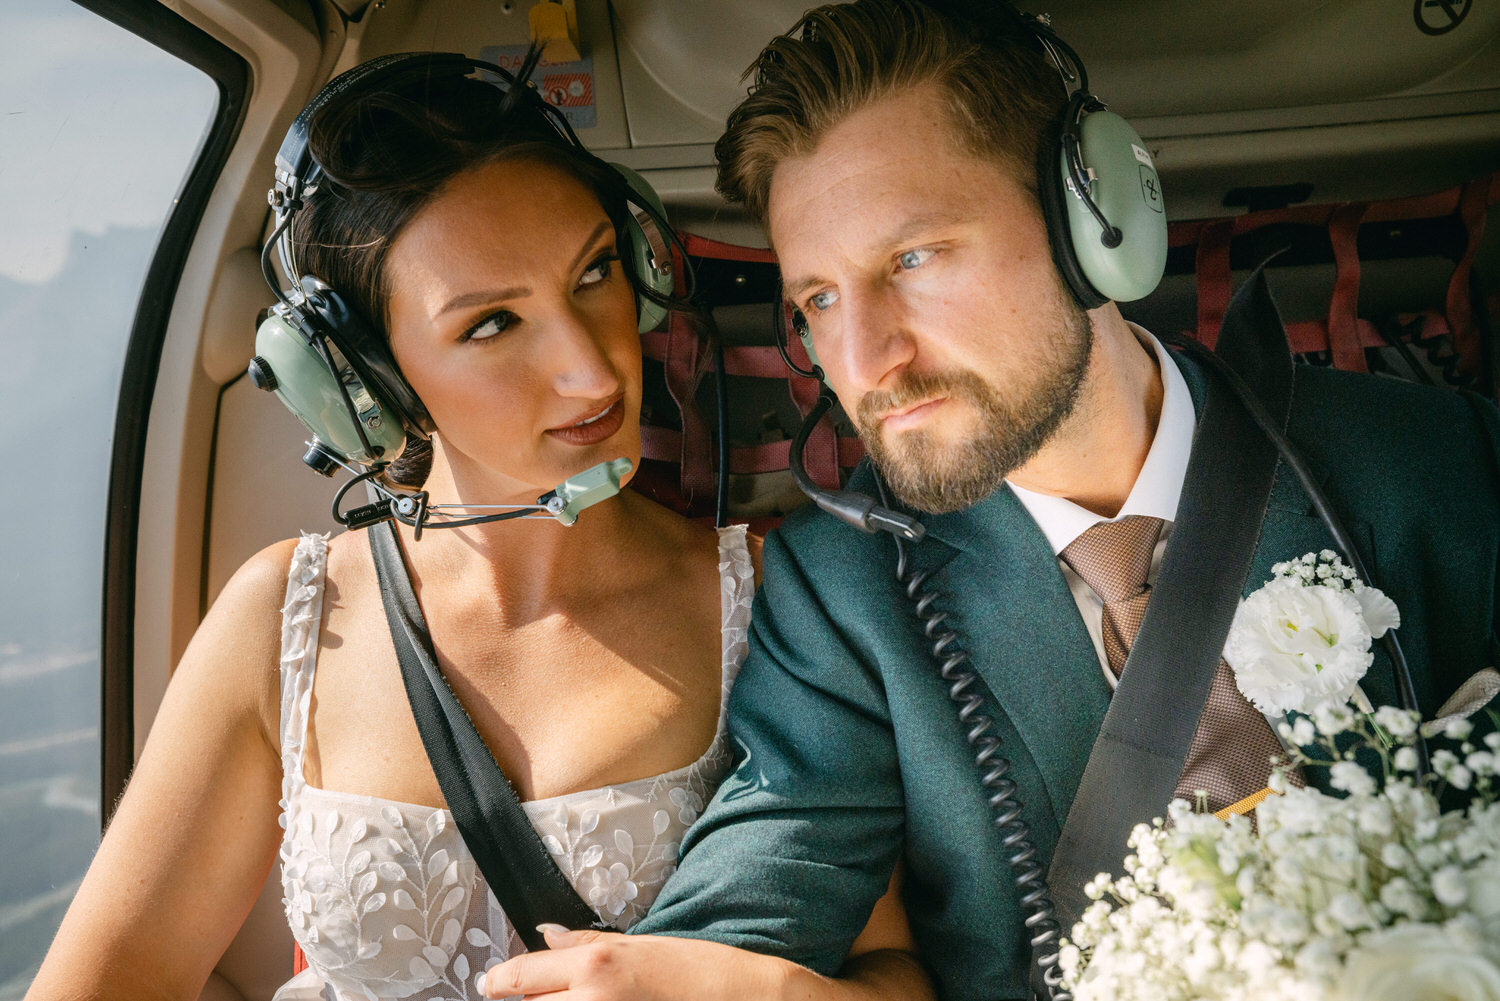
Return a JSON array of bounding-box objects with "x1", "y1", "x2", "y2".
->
[
  {"x1": 663, "y1": 307, "x2": 714, "y2": 505},
  {"x1": 1167, "y1": 172, "x2": 1499, "y2": 251},
  {"x1": 1194, "y1": 220, "x2": 1234, "y2": 348},
  {"x1": 1448, "y1": 175, "x2": 1492, "y2": 381},
  {"x1": 681, "y1": 232, "x2": 776, "y2": 264},
  {"x1": 1327, "y1": 202, "x2": 1371, "y2": 373}
]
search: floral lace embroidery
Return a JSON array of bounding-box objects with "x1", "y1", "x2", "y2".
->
[{"x1": 275, "y1": 526, "x2": 752, "y2": 1001}]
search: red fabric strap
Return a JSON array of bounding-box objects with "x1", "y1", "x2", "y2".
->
[
  {"x1": 1447, "y1": 176, "x2": 1492, "y2": 380},
  {"x1": 663, "y1": 295, "x2": 714, "y2": 506},
  {"x1": 1327, "y1": 202, "x2": 1370, "y2": 373},
  {"x1": 1194, "y1": 220, "x2": 1234, "y2": 348},
  {"x1": 680, "y1": 232, "x2": 777, "y2": 264}
]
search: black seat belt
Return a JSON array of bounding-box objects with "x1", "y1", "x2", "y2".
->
[
  {"x1": 1045, "y1": 267, "x2": 1294, "y2": 940},
  {"x1": 367, "y1": 520, "x2": 600, "y2": 951}
]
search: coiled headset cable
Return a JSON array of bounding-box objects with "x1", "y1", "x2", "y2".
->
[{"x1": 874, "y1": 473, "x2": 1072, "y2": 1001}]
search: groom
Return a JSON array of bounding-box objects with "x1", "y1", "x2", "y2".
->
[{"x1": 496, "y1": 1, "x2": 1500, "y2": 997}]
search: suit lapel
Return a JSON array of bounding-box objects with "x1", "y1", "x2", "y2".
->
[{"x1": 917, "y1": 489, "x2": 1112, "y2": 828}]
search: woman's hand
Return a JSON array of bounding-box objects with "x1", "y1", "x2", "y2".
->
[
  {"x1": 480, "y1": 926, "x2": 932, "y2": 1001},
  {"x1": 481, "y1": 927, "x2": 786, "y2": 1000}
]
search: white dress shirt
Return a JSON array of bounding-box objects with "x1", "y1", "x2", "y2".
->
[{"x1": 1005, "y1": 326, "x2": 1195, "y2": 688}]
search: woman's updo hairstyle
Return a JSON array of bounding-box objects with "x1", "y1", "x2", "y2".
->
[{"x1": 291, "y1": 51, "x2": 643, "y2": 486}]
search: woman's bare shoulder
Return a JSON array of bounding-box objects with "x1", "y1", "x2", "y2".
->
[
  {"x1": 179, "y1": 536, "x2": 308, "y2": 747},
  {"x1": 743, "y1": 529, "x2": 764, "y2": 586}
]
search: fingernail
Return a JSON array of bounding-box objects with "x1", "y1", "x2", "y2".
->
[
  {"x1": 477, "y1": 970, "x2": 489, "y2": 996},
  {"x1": 536, "y1": 922, "x2": 569, "y2": 935}
]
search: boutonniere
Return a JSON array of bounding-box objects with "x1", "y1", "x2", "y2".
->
[{"x1": 1224, "y1": 550, "x2": 1400, "y2": 717}]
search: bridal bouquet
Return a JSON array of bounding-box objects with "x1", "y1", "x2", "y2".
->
[
  {"x1": 1057, "y1": 708, "x2": 1500, "y2": 1000},
  {"x1": 1057, "y1": 548, "x2": 1500, "y2": 1000}
]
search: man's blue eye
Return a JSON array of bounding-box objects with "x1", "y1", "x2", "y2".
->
[
  {"x1": 898, "y1": 248, "x2": 933, "y2": 270},
  {"x1": 808, "y1": 289, "x2": 839, "y2": 313}
]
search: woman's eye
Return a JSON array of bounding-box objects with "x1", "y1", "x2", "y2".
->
[
  {"x1": 897, "y1": 247, "x2": 934, "y2": 271},
  {"x1": 578, "y1": 253, "x2": 618, "y2": 287},
  {"x1": 461, "y1": 311, "x2": 518, "y2": 343},
  {"x1": 807, "y1": 288, "x2": 839, "y2": 313}
]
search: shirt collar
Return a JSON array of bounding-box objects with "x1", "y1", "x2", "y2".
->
[{"x1": 1006, "y1": 325, "x2": 1194, "y2": 556}]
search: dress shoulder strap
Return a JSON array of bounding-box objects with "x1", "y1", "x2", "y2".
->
[
  {"x1": 716, "y1": 524, "x2": 754, "y2": 703},
  {"x1": 278, "y1": 532, "x2": 329, "y2": 798}
]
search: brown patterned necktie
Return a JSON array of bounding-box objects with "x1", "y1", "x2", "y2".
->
[
  {"x1": 1060, "y1": 515, "x2": 1163, "y2": 678},
  {"x1": 1061, "y1": 516, "x2": 1301, "y2": 816}
]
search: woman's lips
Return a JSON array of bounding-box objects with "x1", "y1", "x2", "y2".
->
[{"x1": 545, "y1": 398, "x2": 626, "y2": 446}]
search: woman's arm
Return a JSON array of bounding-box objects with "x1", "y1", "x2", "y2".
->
[
  {"x1": 25, "y1": 541, "x2": 298, "y2": 1001},
  {"x1": 478, "y1": 865, "x2": 935, "y2": 1001}
]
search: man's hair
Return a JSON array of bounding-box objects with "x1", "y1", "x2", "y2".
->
[{"x1": 714, "y1": 0, "x2": 1067, "y2": 225}]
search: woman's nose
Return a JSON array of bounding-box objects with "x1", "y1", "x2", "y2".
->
[{"x1": 548, "y1": 306, "x2": 623, "y2": 399}]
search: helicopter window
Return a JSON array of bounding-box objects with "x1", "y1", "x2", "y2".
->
[{"x1": 0, "y1": 0, "x2": 221, "y2": 991}]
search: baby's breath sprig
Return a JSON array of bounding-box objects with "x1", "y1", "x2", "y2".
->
[{"x1": 1270, "y1": 548, "x2": 1362, "y2": 592}]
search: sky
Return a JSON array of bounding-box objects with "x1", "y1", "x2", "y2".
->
[
  {"x1": 0, "y1": 0, "x2": 217, "y2": 285},
  {"x1": 0, "y1": 7, "x2": 221, "y2": 986}
]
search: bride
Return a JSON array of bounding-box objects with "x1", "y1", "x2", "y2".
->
[{"x1": 25, "y1": 54, "x2": 930, "y2": 1001}]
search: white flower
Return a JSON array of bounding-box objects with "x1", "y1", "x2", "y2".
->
[
  {"x1": 1283, "y1": 717, "x2": 1318, "y2": 746},
  {"x1": 1334, "y1": 923, "x2": 1500, "y2": 1001},
  {"x1": 585, "y1": 862, "x2": 638, "y2": 918},
  {"x1": 1330, "y1": 761, "x2": 1377, "y2": 797},
  {"x1": 1433, "y1": 866, "x2": 1468, "y2": 909},
  {"x1": 1465, "y1": 860, "x2": 1500, "y2": 956},
  {"x1": 1379, "y1": 878, "x2": 1428, "y2": 921},
  {"x1": 1351, "y1": 586, "x2": 1400, "y2": 638},
  {"x1": 1393, "y1": 747, "x2": 1420, "y2": 772},
  {"x1": 1373, "y1": 706, "x2": 1420, "y2": 738},
  {"x1": 667, "y1": 786, "x2": 702, "y2": 825},
  {"x1": 1225, "y1": 579, "x2": 1374, "y2": 715},
  {"x1": 1445, "y1": 718, "x2": 1476, "y2": 741}
]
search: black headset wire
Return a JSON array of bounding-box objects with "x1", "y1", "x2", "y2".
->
[
  {"x1": 261, "y1": 210, "x2": 295, "y2": 305},
  {"x1": 873, "y1": 471, "x2": 1071, "y2": 1001}
]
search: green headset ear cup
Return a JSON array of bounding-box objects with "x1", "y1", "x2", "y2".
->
[
  {"x1": 1060, "y1": 110, "x2": 1167, "y2": 303},
  {"x1": 609, "y1": 162, "x2": 674, "y2": 333},
  {"x1": 253, "y1": 308, "x2": 409, "y2": 464}
]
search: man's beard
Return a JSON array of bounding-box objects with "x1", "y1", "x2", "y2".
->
[{"x1": 855, "y1": 304, "x2": 1094, "y2": 515}]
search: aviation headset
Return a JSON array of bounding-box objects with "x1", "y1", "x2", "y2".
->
[{"x1": 250, "y1": 51, "x2": 679, "y2": 475}]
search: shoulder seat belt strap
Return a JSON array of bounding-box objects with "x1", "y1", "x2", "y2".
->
[
  {"x1": 367, "y1": 521, "x2": 600, "y2": 950},
  {"x1": 1046, "y1": 266, "x2": 1294, "y2": 935}
]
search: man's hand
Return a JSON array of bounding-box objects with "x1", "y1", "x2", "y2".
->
[{"x1": 480, "y1": 926, "x2": 789, "y2": 1001}]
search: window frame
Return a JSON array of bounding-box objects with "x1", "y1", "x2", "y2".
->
[{"x1": 71, "y1": 0, "x2": 250, "y2": 827}]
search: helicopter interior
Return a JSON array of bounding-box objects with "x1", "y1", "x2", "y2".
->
[{"x1": 3, "y1": 0, "x2": 1499, "y2": 997}]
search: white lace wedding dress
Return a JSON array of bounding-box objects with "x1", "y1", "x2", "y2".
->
[{"x1": 273, "y1": 526, "x2": 753, "y2": 1001}]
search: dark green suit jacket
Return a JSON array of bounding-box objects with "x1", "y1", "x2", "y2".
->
[{"x1": 634, "y1": 353, "x2": 1500, "y2": 1000}]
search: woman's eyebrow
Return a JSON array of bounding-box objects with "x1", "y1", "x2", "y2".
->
[{"x1": 436, "y1": 220, "x2": 614, "y2": 316}]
